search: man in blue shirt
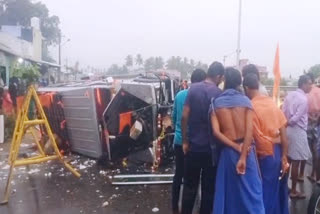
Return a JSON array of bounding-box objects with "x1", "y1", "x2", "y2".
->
[
  {"x1": 172, "y1": 69, "x2": 206, "y2": 214},
  {"x1": 181, "y1": 62, "x2": 224, "y2": 214}
]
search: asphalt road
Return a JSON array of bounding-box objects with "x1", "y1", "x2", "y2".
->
[{"x1": 0, "y1": 141, "x2": 315, "y2": 214}]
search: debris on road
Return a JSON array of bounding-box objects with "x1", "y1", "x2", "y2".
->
[
  {"x1": 111, "y1": 173, "x2": 173, "y2": 185},
  {"x1": 99, "y1": 170, "x2": 107, "y2": 175},
  {"x1": 44, "y1": 172, "x2": 52, "y2": 177},
  {"x1": 102, "y1": 201, "x2": 109, "y2": 207},
  {"x1": 28, "y1": 168, "x2": 40, "y2": 174},
  {"x1": 152, "y1": 207, "x2": 159, "y2": 212},
  {"x1": 79, "y1": 164, "x2": 86, "y2": 170},
  {"x1": 2, "y1": 164, "x2": 9, "y2": 170}
]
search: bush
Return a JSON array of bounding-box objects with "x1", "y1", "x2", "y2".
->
[{"x1": 13, "y1": 64, "x2": 40, "y2": 87}]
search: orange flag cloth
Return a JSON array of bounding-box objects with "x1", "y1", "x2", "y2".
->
[{"x1": 273, "y1": 44, "x2": 281, "y2": 103}]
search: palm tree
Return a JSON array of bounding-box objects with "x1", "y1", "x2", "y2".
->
[
  {"x1": 154, "y1": 57, "x2": 164, "y2": 69},
  {"x1": 183, "y1": 57, "x2": 188, "y2": 65},
  {"x1": 166, "y1": 56, "x2": 176, "y2": 70},
  {"x1": 135, "y1": 54, "x2": 143, "y2": 66},
  {"x1": 108, "y1": 64, "x2": 121, "y2": 74},
  {"x1": 125, "y1": 55, "x2": 133, "y2": 67},
  {"x1": 190, "y1": 59, "x2": 195, "y2": 67},
  {"x1": 144, "y1": 57, "x2": 155, "y2": 72}
]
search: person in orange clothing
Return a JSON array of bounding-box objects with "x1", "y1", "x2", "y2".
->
[{"x1": 243, "y1": 73, "x2": 290, "y2": 211}]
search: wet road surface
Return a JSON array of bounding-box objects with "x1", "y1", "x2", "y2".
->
[{"x1": 0, "y1": 141, "x2": 315, "y2": 214}]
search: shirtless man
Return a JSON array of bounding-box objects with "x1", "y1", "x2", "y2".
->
[{"x1": 211, "y1": 68, "x2": 264, "y2": 214}]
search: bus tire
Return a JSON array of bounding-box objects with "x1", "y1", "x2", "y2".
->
[{"x1": 308, "y1": 185, "x2": 320, "y2": 214}]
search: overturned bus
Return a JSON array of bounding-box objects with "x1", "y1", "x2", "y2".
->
[
  {"x1": 103, "y1": 74, "x2": 178, "y2": 167},
  {"x1": 38, "y1": 82, "x2": 113, "y2": 158}
]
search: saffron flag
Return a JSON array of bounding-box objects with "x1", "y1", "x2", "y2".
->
[{"x1": 273, "y1": 44, "x2": 281, "y2": 103}]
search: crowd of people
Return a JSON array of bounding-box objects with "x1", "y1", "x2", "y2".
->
[{"x1": 171, "y1": 61, "x2": 320, "y2": 214}]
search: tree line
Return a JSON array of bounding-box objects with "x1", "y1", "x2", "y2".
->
[
  {"x1": 107, "y1": 54, "x2": 208, "y2": 79},
  {"x1": 108, "y1": 55, "x2": 320, "y2": 83}
]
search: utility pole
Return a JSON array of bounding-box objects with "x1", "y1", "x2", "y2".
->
[
  {"x1": 236, "y1": 0, "x2": 242, "y2": 69},
  {"x1": 223, "y1": 55, "x2": 227, "y2": 66},
  {"x1": 58, "y1": 32, "x2": 61, "y2": 83},
  {"x1": 57, "y1": 32, "x2": 70, "y2": 83}
]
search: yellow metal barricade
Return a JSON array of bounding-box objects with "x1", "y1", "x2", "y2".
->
[{"x1": 1, "y1": 86, "x2": 80, "y2": 204}]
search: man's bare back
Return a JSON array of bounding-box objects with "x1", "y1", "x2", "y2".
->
[{"x1": 215, "y1": 107, "x2": 247, "y2": 141}]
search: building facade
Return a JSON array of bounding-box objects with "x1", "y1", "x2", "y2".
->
[{"x1": 0, "y1": 17, "x2": 58, "y2": 86}]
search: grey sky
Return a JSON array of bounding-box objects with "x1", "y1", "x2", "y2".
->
[{"x1": 41, "y1": 0, "x2": 320, "y2": 77}]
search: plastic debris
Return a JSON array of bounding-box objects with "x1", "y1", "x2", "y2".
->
[
  {"x1": 2, "y1": 164, "x2": 9, "y2": 170},
  {"x1": 102, "y1": 201, "x2": 109, "y2": 207},
  {"x1": 79, "y1": 164, "x2": 87, "y2": 170},
  {"x1": 28, "y1": 169, "x2": 40, "y2": 174},
  {"x1": 109, "y1": 194, "x2": 121, "y2": 200},
  {"x1": 70, "y1": 160, "x2": 78, "y2": 165},
  {"x1": 45, "y1": 172, "x2": 52, "y2": 177},
  {"x1": 99, "y1": 170, "x2": 107, "y2": 175},
  {"x1": 152, "y1": 207, "x2": 159, "y2": 212}
]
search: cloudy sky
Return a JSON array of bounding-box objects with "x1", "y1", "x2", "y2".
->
[{"x1": 41, "y1": 0, "x2": 320, "y2": 77}]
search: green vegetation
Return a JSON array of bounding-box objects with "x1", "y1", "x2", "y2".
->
[
  {"x1": 13, "y1": 64, "x2": 40, "y2": 86},
  {"x1": 308, "y1": 64, "x2": 320, "y2": 79}
]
